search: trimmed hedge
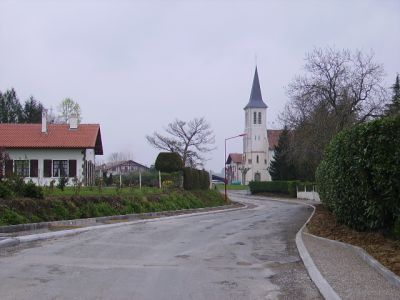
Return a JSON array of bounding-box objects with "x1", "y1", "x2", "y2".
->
[
  {"x1": 316, "y1": 116, "x2": 400, "y2": 232},
  {"x1": 249, "y1": 180, "x2": 298, "y2": 197},
  {"x1": 155, "y1": 152, "x2": 183, "y2": 173},
  {"x1": 183, "y1": 167, "x2": 210, "y2": 190}
]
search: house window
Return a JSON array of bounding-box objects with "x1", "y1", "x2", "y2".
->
[
  {"x1": 248, "y1": 159, "x2": 252, "y2": 164},
  {"x1": 53, "y1": 160, "x2": 68, "y2": 177},
  {"x1": 258, "y1": 112, "x2": 261, "y2": 124},
  {"x1": 30, "y1": 160, "x2": 38, "y2": 177},
  {"x1": 253, "y1": 112, "x2": 257, "y2": 124},
  {"x1": 14, "y1": 160, "x2": 29, "y2": 177}
]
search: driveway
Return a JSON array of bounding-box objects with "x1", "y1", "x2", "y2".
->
[{"x1": 0, "y1": 192, "x2": 321, "y2": 299}]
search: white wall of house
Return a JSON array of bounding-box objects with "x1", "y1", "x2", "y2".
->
[{"x1": 6, "y1": 148, "x2": 95, "y2": 186}]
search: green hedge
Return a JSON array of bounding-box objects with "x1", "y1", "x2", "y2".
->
[
  {"x1": 183, "y1": 167, "x2": 210, "y2": 190},
  {"x1": 316, "y1": 116, "x2": 400, "y2": 232},
  {"x1": 249, "y1": 181, "x2": 298, "y2": 197},
  {"x1": 155, "y1": 152, "x2": 183, "y2": 173}
]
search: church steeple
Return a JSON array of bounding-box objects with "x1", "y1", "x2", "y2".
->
[{"x1": 244, "y1": 67, "x2": 268, "y2": 109}]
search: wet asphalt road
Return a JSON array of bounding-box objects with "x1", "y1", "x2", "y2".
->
[{"x1": 0, "y1": 192, "x2": 321, "y2": 299}]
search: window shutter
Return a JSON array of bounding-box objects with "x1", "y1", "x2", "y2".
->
[
  {"x1": 69, "y1": 160, "x2": 77, "y2": 177},
  {"x1": 5, "y1": 160, "x2": 13, "y2": 177},
  {"x1": 44, "y1": 160, "x2": 52, "y2": 177},
  {"x1": 30, "y1": 160, "x2": 38, "y2": 177}
]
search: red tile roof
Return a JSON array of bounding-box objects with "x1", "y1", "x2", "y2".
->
[
  {"x1": 0, "y1": 124, "x2": 103, "y2": 155},
  {"x1": 267, "y1": 129, "x2": 282, "y2": 150},
  {"x1": 226, "y1": 153, "x2": 243, "y2": 164}
]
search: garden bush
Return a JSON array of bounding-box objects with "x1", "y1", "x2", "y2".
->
[
  {"x1": 155, "y1": 152, "x2": 183, "y2": 173},
  {"x1": 249, "y1": 180, "x2": 298, "y2": 197},
  {"x1": 183, "y1": 167, "x2": 210, "y2": 190},
  {"x1": 316, "y1": 116, "x2": 400, "y2": 231},
  {"x1": 0, "y1": 182, "x2": 13, "y2": 198},
  {"x1": 23, "y1": 180, "x2": 44, "y2": 199}
]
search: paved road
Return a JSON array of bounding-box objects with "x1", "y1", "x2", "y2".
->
[{"x1": 0, "y1": 192, "x2": 321, "y2": 299}]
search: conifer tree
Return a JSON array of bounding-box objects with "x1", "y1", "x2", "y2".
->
[
  {"x1": 385, "y1": 74, "x2": 400, "y2": 116},
  {"x1": 269, "y1": 127, "x2": 297, "y2": 180}
]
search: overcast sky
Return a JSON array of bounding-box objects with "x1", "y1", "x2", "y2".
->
[{"x1": 1, "y1": 0, "x2": 399, "y2": 173}]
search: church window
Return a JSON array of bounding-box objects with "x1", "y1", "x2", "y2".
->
[
  {"x1": 256, "y1": 155, "x2": 259, "y2": 163},
  {"x1": 253, "y1": 112, "x2": 257, "y2": 124},
  {"x1": 265, "y1": 159, "x2": 267, "y2": 164},
  {"x1": 258, "y1": 112, "x2": 261, "y2": 124}
]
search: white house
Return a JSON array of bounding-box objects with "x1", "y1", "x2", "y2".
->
[
  {"x1": 0, "y1": 112, "x2": 103, "y2": 186},
  {"x1": 225, "y1": 153, "x2": 243, "y2": 184},
  {"x1": 225, "y1": 67, "x2": 282, "y2": 185}
]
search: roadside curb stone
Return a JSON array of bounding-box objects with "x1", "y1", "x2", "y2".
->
[{"x1": 229, "y1": 191, "x2": 341, "y2": 299}]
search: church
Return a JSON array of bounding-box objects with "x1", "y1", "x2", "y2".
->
[{"x1": 226, "y1": 67, "x2": 281, "y2": 185}]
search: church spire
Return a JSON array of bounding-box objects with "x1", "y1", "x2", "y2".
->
[{"x1": 244, "y1": 66, "x2": 268, "y2": 109}]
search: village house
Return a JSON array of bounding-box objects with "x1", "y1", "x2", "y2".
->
[
  {"x1": 0, "y1": 111, "x2": 103, "y2": 186},
  {"x1": 96, "y1": 160, "x2": 149, "y2": 176}
]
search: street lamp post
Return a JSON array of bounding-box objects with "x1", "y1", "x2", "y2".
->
[{"x1": 224, "y1": 133, "x2": 247, "y2": 202}]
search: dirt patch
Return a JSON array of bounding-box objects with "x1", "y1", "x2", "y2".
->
[{"x1": 307, "y1": 204, "x2": 400, "y2": 276}]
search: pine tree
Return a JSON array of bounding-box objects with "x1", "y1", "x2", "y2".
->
[
  {"x1": 269, "y1": 127, "x2": 297, "y2": 180},
  {"x1": 0, "y1": 89, "x2": 23, "y2": 123},
  {"x1": 385, "y1": 74, "x2": 400, "y2": 116},
  {"x1": 21, "y1": 96, "x2": 44, "y2": 123}
]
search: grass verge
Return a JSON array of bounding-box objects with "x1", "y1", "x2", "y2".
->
[{"x1": 0, "y1": 189, "x2": 226, "y2": 226}]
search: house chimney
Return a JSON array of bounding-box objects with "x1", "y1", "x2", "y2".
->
[
  {"x1": 41, "y1": 109, "x2": 48, "y2": 133},
  {"x1": 69, "y1": 114, "x2": 78, "y2": 129}
]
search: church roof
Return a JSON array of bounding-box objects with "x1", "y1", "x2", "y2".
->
[
  {"x1": 267, "y1": 129, "x2": 283, "y2": 150},
  {"x1": 244, "y1": 67, "x2": 268, "y2": 109}
]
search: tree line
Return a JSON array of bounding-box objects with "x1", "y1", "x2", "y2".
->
[
  {"x1": 0, "y1": 88, "x2": 82, "y2": 124},
  {"x1": 270, "y1": 47, "x2": 399, "y2": 181}
]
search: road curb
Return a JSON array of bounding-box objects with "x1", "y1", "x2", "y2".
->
[
  {"x1": 229, "y1": 192, "x2": 341, "y2": 300},
  {"x1": 0, "y1": 203, "x2": 248, "y2": 249},
  {"x1": 303, "y1": 231, "x2": 400, "y2": 290},
  {"x1": 295, "y1": 205, "x2": 341, "y2": 300}
]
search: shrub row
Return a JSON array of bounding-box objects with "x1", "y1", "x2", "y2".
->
[
  {"x1": 0, "y1": 190, "x2": 225, "y2": 226},
  {"x1": 249, "y1": 180, "x2": 298, "y2": 197},
  {"x1": 0, "y1": 176, "x2": 44, "y2": 199},
  {"x1": 316, "y1": 116, "x2": 400, "y2": 232},
  {"x1": 183, "y1": 167, "x2": 210, "y2": 190}
]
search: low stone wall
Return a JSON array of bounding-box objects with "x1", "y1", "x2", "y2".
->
[{"x1": 297, "y1": 191, "x2": 320, "y2": 202}]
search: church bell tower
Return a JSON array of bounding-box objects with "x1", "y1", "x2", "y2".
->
[{"x1": 242, "y1": 67, "x2": 270, "y2": 184}]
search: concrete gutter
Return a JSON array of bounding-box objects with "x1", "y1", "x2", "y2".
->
[{"x1": 0, "y1": 202, "x2": 247, "y2": 249}]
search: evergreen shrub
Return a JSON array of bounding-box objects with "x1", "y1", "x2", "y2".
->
[
  {"x1": 183, "y1": 167, "x2": 210, "y2": 190},
  {"x1": 316, "y1": 116, "x2": 400, "y2": 231},
  {"x1": 155, "y1": 152, "x2": 183, "y2": 173}
]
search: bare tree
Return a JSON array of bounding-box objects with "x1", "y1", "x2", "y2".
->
[
  {"x1": 281, "y1": 47, "x2": 387, "y2": 180},
  {"x1": 146, "y1": 117, "x2": 215, "y2": 167},
  {"x1": 57, "y1": 98, "x2": 81, "y2": 124}
]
